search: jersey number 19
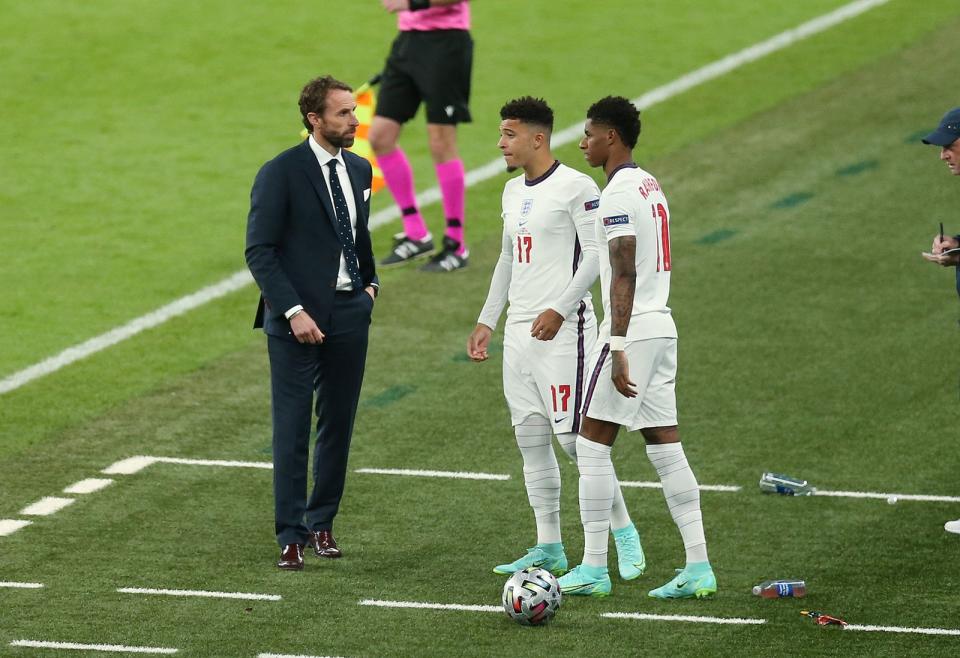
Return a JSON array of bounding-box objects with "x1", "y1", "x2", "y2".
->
[{"x1": 652, "y1": 203, "x2": 671, "y2": 272}]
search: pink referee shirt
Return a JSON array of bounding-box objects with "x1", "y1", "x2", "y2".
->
[{"x1": 397, "y1": 1, "x2": 470, "y2": 31}]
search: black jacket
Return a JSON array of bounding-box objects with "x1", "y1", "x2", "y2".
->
[{"x1": 245, "y1": 140, "x2": 379, "y2": 335}]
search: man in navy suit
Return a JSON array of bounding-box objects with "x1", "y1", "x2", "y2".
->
[{"x1": 246, "y1": 75, "x2": 380, "y2": 570}]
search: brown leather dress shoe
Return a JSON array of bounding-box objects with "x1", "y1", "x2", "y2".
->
[
  {"x1": 308, "y1": 529, "x2": 342, "y2": 558},
  {"x1": 277, "y1": 543, "x2": 304, "y2": 570}
]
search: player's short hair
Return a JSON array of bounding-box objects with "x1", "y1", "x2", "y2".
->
[
  {"x1": 587, "y1": 96, "x2": 641, "y2": 149},
  {"x1": 299, "y1": 75, "x2": 353, "y2": 131},
  {"x1": 500, "y1": 96, "x2": 554, "y2": 132}
]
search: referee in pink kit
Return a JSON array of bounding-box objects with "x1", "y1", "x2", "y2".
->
[{"x1": 370, "y1": 0, "x2": 473, "y2": 273}]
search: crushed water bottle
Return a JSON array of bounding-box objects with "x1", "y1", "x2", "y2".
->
[
  {"x1": 752, "y1": 579, "x2": 807, "y2": 598},
  {"x1": 759, "y1": 472, "x2": 816, "y2": 496},
  {"x1": 801, "y1": 610, "x2": 847, "y2": 626}
]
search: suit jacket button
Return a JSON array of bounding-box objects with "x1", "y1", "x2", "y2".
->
[{"x1": 330, "y1": 282, "x2": 336, "y2": 288}]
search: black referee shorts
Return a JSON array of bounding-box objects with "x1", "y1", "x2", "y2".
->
[{"x1": 375, "y1": 29, "x2": 473, "y2": 126}]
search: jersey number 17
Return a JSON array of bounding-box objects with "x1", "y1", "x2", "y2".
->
[{"x1": 517, "y1": 235, "x2": 533, "y2": 263}]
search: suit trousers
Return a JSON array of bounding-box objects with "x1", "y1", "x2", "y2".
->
[{"x1": 267, "y1": 290, "x2": 372, "y2": 546}]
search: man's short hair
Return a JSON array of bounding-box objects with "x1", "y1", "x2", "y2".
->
[
  {"x1": 299, "y1": 75, "x2": 353, "y2": 131},
  {"x1": 500, "y1": 96, "x2": 554, "y2": 132},
  {"x1": 587, "y1": 96, "x2": 641, "y2": 149}
]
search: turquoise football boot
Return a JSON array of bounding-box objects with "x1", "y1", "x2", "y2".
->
[
  {"x1": 612, "y1": 523, "x2": 646, "y2": 580},
  {"x1": 648, "y1": 563, "x2": 717, "y2": 600},
  {"x1": 557, "y1": 564, "x2": 612, "y2": 597},
  {"x1": 493, "y1": 544, "x2": 568, "y2": 576}
]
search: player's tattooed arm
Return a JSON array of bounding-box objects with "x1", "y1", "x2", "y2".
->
[
  {"x1": 608, "y1": 235, "x2": 638, "y2": 398},
  {"x1": 608, "y1": 235, "x2": 637, "y2": 338}
]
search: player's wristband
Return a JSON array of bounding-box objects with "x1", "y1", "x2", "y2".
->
[
  {"x1": 609, "y1": 336, "x2": 626, "y2": 351},
  {"x1": 409, "y1": 0, "x2": 430, "y2": 10}
]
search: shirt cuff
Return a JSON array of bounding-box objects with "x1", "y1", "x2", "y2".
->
[
  {"x1": 284, "y1": 305, "x2": 304, "y2": 320},
  {"x1": 369, "y1": 282, "x2": 380, "y2": 298}
]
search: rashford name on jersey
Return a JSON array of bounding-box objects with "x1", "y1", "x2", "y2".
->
[{"x1": 596, "y1": 164, "x2": 678, "y2": 343}]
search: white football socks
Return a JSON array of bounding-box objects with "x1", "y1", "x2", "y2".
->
[
  {"x1": 557, "y1": 431, "x2": 632, "y2": 531},
  {"x1": 646, "y1": 442, "x2": 709, "y2": 564},
  {"x1": 515, "y1": 416, "x2": 562, "y2": 544},
  {"x1": 576, "y1": 436, "x2": 614, "y2": 568}
]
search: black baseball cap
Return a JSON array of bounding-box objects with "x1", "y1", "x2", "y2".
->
[{"x1": 921, "y1": 107, "x2": 960, "y2": 146}]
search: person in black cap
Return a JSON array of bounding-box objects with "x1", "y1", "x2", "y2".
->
[
  {"x1": 920, "y1": 107, "x2": 960, "y2": 538},
  {"x1": 921, "y1": 107, "x2": 960, "y2": 299}
]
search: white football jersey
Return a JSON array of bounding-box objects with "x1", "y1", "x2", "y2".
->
[
  {"x1": 496, "y1": 162, "x2": 600, "y2": 323},
  {"x1": 596, "y1": 163, "x2": 677, "y2": 341}
]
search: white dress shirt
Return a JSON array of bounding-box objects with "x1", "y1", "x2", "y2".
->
[
  {"x1": 309, "y1": 135, "x2": 359, "y2": 292},
  {"x1": 284, "y1": 136, "x2": 361, "y2": 320}
]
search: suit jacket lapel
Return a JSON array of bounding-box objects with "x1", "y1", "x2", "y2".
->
[{"x1": 298, "y1": 141, "x2": 340, "y2": 234}]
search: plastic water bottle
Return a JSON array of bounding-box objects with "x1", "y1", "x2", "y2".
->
[
  {"x1": 759, "y1": 472, "x2": 815, "y2": 496},
  {"x1": 752, "y1": 579, "x2": 807, "y2": 598}
]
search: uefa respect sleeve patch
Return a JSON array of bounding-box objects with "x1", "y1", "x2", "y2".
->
[
  {"x1": 602, "y1": 214, "x2": 630, "y2": 227},
  {"x1": 584, "y1": 199, "x2": 600, "y2": 211}
]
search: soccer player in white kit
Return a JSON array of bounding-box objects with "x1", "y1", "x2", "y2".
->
[
  {"x1": 557, "y1": 96, "x2": 717, "y2": 599},
  {"x1": 467, "y1": 97, "x2": 645, "y2": 581}
]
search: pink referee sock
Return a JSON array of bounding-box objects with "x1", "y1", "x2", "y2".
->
[
  {"x1": 378, "y1": 148, "x2": 428, "y2": 241},
  {"x1": 435, "y1": 159, "x2": 466, "y2": 254}
]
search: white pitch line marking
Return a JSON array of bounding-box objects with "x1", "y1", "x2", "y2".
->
[
  {"x1": 355, "y1": 468, "x2": 510, "y2": 481},
  {"x1": 0, "y1": 270, "x2": 253, "y2": 396},
  {"x1": 359, "y1": 599, "x2": 502, "y2": 613},
  {"x1": 619, "y1": 480, "x2": 741, "y2": 493},
  {"x1": 0, "y1": 581, "x2": 44, "y2": 589},
  {"x1": 0, "y1": 0, "x2": 890, "y2": 397},
  {"x1": 117, "y1": 587, "x2": 281, "y2": 601},
  {"x1": 845, "y1": 624, "x2": 960, "y2": 636},
  {"x1": 258, "y1": 654, "x2": 346, "y2": 658},
  {"x1": 97, "y1": 455, "x2": 960, "y2": 506},
  {"x1": 602, "y1": 612, "x2": 766, "y2": 626},
  {"x1": 152, "y1": 456, "x2": 273, "y2": 469},
  {"x1": 64, "y1": 478, "x2": 114, "y2": 494},
  {"x1": 20, "y1": 496, "x2": 75, "y2": 516},
  {"x1": 102, "y1": 456, "x2": 158, "y2": 475},
  {"x1": 10, "y1": 640, "x2": 178, "y2": 654},
  {"x1": 0, "y1": 519, "x2": 32, "y2": 536},
  {"x1": 816, "y1": 490, "x2": 960, "y2": 503}
]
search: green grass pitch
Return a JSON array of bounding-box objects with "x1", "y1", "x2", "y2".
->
[{"x1": 2, "y1": 1, "x2": 960, "y2": 656}]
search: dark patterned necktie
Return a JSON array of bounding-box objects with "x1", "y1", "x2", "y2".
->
[{"x1": 327, "y1": 159, "x2": 363, "y2": 290}]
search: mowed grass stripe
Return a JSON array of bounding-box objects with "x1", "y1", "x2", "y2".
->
[{"x1": 0, "y1": 0, "x2": 892, "y2": 397}]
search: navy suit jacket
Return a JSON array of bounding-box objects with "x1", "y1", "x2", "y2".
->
[{"x1": 245, "y1": 140, "x2": 379, "y2": 336}]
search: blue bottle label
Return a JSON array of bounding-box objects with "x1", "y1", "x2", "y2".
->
[{"x1": 776, "y1": 582, "x2": 793, "y2": 597}]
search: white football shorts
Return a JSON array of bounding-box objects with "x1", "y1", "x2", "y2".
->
[
  {"x1": 581, "y1": 337, "x2": 678, "y2": 431},
  {"x1": 502, "y1": 311, "x2": 597, "y2": 435}
]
